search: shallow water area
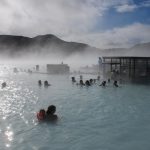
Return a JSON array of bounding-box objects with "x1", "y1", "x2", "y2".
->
[{"x1": 0, "y1": 65, "x2": 150, "y2": 150}]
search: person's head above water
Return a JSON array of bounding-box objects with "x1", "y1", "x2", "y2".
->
[
  {"x1": 80, "y1": 80, "x2": 84, "y2": 85},
  {"x1": 113, "y1": 80, "x2": 119, "y2": 87},
  {"x1": 37, "y1": 109, "x2": 46, "y2": 120},
  {"x1": 44, "y1": 80, "x2": 48, "y2": 84},
  {"x1": 38, "y1": 80, "x2": 42, "y2": 85},
  {"x1": 85, "y1": 80, "x2": 90, "y2": 86},
  {"x1": 47, "y1": 105, "x2": 56, "y2": 115},
  {"x1": 40, "y1": 109, "x2": 46, "y2": 115},
  {"x1": 2, "y1": 82, "x2": 7, "y2": 88},
  {"x1": 114, "y1": 80, "x2": 118, "y2": 84}
]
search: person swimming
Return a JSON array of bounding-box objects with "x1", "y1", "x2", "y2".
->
[
  {"x1": 46, "y1": 105, "x2": 58, "y2": 121},
  {"x1": 99, "y1": 81, "x2": 106, "y2": 87},
  {"x1": 113, "y1": 80, "x2": 119, "y2": 87},
  {"x1": 85, "y1": 80, "x2": 91, "y2": 86},
  {"x1": 44, "y1": 81, "x2": 51, "y2": 86},
  {"x1": 37, "y1": 109, "x2": 46, "y2": 121},
  {"x1": 2, "y1": 82, "x2": 6, "y2": 88},
  {"x1": 38, "y1": 80, "x2": 42, "y2": 86},
  {"x1": 71, "y1": 77, "x2": 76, "y2": 82},
  {"x1": 37, "y1": 105, "x2": 58, "y2": 121},
  {"x1": 80, "y1": 80, "x2": 85, "y2": 86},
  {"x1": 89, "y1": 79, "x2": 93, "y2": 84}
]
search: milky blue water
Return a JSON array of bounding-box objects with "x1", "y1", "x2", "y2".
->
[{"x1": 0, "y1": 65, "x2": 150, "y2": 150}]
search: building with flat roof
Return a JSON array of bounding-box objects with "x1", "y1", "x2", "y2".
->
[
  {"x1": 47, "y1": 63, "x2": 70, "y2": 74},
  {"x1": 99, "y1": 56, "x2": 150, "y2": 80}
]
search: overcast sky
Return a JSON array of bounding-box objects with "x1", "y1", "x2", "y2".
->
[{"x1": 0, "y1": 0, "x2": 150, "y2": 48}]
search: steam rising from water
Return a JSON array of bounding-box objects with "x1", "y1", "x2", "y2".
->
[
  {"x1": 0, "y1": 40, "x2": 149, "y2": 70},
  {"x1": 0, "y1": 47, "x2": 100, "y2": 70}
]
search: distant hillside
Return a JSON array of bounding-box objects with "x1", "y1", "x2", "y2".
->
[
  {"x1": 0, "y1": 34, "x2": 150, "y2": 58},
  {"x1": 0, "y1": 34, "x2": 89, "y2": 57}
]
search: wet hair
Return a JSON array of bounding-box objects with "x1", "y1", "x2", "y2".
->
[
  {"x1": 38, "y1": 80, "x2": 42, "y2": 85},
  {"x1": 114, "y1": 80, "x2": 117, "y2": 83},
  {"x1": 37, "y1": 109, "x2": 46, "y2": 120},
  {"x1": 80, "y1": 80, "x2": 84, "y2": 85},
  {"x1": 114, "y1": 80, "x2": 118, "y2": 87},
  {"x1": 47, "y1": 105, "x2": 56, "y2": 115},
  {"x1": 89, "y1": 79, "x2": 93, "y2": 83},
  {"x1": 100, "y1": 81, "x2": 106, "y2": 87},
  {"x1": 44, "y1": 80, "x2": 48, "y2": 84},
  {"x1": 44, "y1": 80, "x2": 50, "y2": 86},
  {"x1": 2, "y1": 82, "x2": 6, "y2": 86},
  {"x1": 40, "y1": 109, "x2": 45, "y2": 113},
  {"x1": 71, "y1": 77, "x2": 76, "y2": 82},
  {"x1": 85, "y1": 80, "x2": 91, "y2": 86}
]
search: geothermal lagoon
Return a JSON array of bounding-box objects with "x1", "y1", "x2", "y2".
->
[{"x1": 0, "y1": 65, "x2": 150, "y2": 150}]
